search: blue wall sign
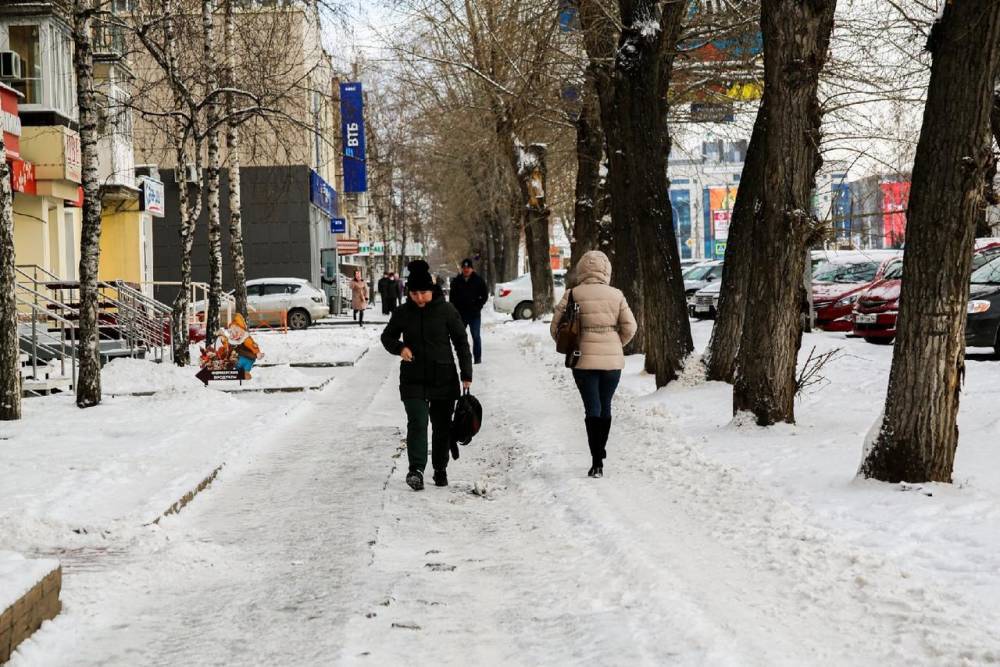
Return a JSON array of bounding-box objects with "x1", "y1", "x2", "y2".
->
[
  {"x1": 140, "y1": 177, "x2": 165, "y2": 217},
  {"x1": 309, "y1": 170, "x2": 338, "y2": 217},
  {"x1": 340, "y1": 82, "x2": 368, "y2": 193},
  {"x1": 330, "y1": 217, "x2": 347, "y2": 234}
]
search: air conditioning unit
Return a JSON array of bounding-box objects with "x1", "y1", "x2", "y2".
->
[
  {"x1": 0, "y1": 52, "x2": 22, "y2": 80},
  {"x1": 183, "y1": 163, "x2": 200, "y2": 184}
]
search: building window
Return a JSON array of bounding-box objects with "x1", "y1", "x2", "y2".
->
[{"x1": 9, "y1": 25, "x2": 42, "y2": 104}]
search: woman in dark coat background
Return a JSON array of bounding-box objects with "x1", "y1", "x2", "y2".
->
[{"x1": 381, "y1": 260, "x2": 473, "y2": 491}]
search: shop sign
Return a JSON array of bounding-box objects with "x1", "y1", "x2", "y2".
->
[
  {"x1": 10, "y1": 158, "x2": 36, "y2": 194},
  {"x1": 309, "y1": 170, "x2": 337, "y2": 217},
  {"x1": 140, "y1": 177, "x2": 165, "y2": 217},
  {"x1": 337, "y1": 238, "x2": 360, "y2": 256},
  {"x1": 330, "y1": 217, "x2": 347, "y2": 234},
  {"x1": 63, "y1": 130, "x2": 82, "y2": 183},
  {"x1": 712, "y1": 210, "x2": 731, "y2": 241},
  {"x1": 1, "y1": 84, "x2": 22, "y2": 159},
  {"x1": 340, "y1": 83, "x2": 368, "y2": 193}
]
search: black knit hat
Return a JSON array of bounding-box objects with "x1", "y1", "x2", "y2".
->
[
  {"x1": 406, "y1": 260, "x2": 434, "y2": 292},
  {"x1": 461, "y1": 258, "x2": 474, "y2": 269}
]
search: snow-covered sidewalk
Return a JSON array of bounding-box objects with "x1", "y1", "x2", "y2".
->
[{"x1": 5, "y1": 319, "x2": 1000, "y2": 665}]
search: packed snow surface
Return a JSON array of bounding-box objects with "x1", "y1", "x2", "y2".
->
[
  {"x1": 4, "y1": 317, "x2": 1000, "y2": 665},
  {"x1": 0, "y1": 551, "x2": 59, "y2": 612}
]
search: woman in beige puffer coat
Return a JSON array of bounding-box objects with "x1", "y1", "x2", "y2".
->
[
  {"x1": 351, "y1": 270, "x2": 369, "y2": 327},
  {"x1": 550, "y1": 250, "x2": 637, "y2": 478}
]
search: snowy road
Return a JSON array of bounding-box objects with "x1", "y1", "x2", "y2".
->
[{"x1": 11, "y1": 324, "x2": 1000, "y2": 666}]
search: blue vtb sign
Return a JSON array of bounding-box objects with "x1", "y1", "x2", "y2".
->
[
  {"x1": 331, "y1": 217, "x2": 347, "y2": 234},
  {"x1": 309, "y1": 170, "x2": 337, "y2": 217},
  {"x1": 340, "y1": 82, "x2": 368, "y2": 193}
]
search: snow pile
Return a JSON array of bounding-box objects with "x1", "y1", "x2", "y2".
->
[
  {"x1": 251, "y1": 327, "x2": 378, "y2": 365},
  {"x1": 0, "y1": 551, "x2": 59, "y2": 612},
  {"x1": 102, "y1": 358, "x2": 201, "y2": 395}
]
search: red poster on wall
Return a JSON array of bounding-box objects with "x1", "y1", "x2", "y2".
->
[
  {"x1": 1, "y1": 83, "x2": 22, "y2": 160},
  {"x1": 881, "y1": 181, "x2": 910, "y2": 248},
  {"x1": 10, "y1": 158, "x2": 36, "y2": 194}
]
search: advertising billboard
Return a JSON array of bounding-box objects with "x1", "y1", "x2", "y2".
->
[
  {"x1": 705, "y1": 186, "x2": 738, "y2": 259},
  {"x1": 670, "y1": 188, "x2": 693, "y2": 259},
  {"x1": 340, "y1": 83, "x2": 368, "y2": 193},
  {"x1": 881, "y1": 181, "x2": 910, "y2": 249}
]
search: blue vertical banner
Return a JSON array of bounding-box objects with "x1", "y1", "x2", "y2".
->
[{"x1": 340, "y1": 82, "x2": 368, "y2": 193}]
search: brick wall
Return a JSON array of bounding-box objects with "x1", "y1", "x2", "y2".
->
[{"x1": 0, "y1": 566, "x2": 62, "y2": 664}]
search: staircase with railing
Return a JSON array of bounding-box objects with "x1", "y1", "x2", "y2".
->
[{"x1": 15, "y1": 265, "x2": 174, "y2": 397}]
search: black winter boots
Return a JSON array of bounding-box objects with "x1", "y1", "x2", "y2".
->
[
  {"x1": 584, "y1": 416, "x2": 612, "y2": 478},
  {"x1": 406, "y1": 470, "x2": 424, "y2": 491},
  {"x1": 433, "y1": 469, "x2": 449, "y2": 487}
]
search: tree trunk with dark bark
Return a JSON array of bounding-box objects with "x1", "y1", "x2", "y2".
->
[
  {"x1": 578, "y1": 0, "x2": 692, "y2": 378},
  {"x1": 860, "y1": 3, "x2": 1000, "y2": 484},
  {"x1": 732, "y1": 0, "x2": 836, "y2": 425},
  {"x1": 0, "y1": 135, "x2": 20, "y2": 420},
  {"x1": 706, "y1": 97, "x2": 768, "y2": 383},
  {"x1": 225, "y1": 0, "x2": 247, "y2": 317},
  {"x1": 570, "y1": 71, "x2": 604, "y2": 267},
  {"x1": 203, "y1": 0, "x2": 224, "y2": 337},
  {"x1": 516, "y1": 143, "x2": 554, "y2": 318},
  {"x1": 73, "y1": 0, "x2": 103, "y2": 408}
]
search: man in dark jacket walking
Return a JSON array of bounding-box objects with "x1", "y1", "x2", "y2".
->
[
  {"x1": 449, "y1": 258, "x2": 489, "y2": 364},
  {"x1": 382, "y1": 260, "x2": 473, "y2": 491},
  {"x1": 377, "y1": 271, "x2": 392, "y2": 315}
]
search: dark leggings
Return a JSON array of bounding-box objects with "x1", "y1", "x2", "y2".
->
[
  {"x1": 354, "y1": 309, "x2": 365, "y2": 324},
  {"x1": 572, "y1": 369, "x2": 622, "y2": 418}
]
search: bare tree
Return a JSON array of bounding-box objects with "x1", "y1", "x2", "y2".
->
[
  {"x1": 732, "y1": 0, "x2": 837, "y2": 425},
  {"x1": 73, "y1": 0, "x2": 104, "y2": 408},
  {"x1": 202, "y1": 0, "x2": 224, "y2": 337},
  {"x1": 224, "y1": 0, "x2": 248, "y2": 317},
  {"x1": 577, "y1": 0, "x2": 693, "y2": 385},
  {"x1": 861, "y1": 2, "x2": 1000, "y2": 483},
  {"x1": 0, "y1": 133, "x2": 20, "y2": 420}
]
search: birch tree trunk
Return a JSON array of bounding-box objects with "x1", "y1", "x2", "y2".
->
[
  {"x1": 73, "y1": 0, "x2": 103, "y2": 408},
  {"x1": 515, "y1": 143, "x2": 554, "y2": 318},
  {"x1": 705, "y1": 97, "x2": 767, "y2": 383},
  {"x1": 224, "y1": 0, "x2": 247, "y2": 317},
  {"x1": 203, "y1": 0, "x2": 224, "y2": 336},
  {"x1": 861, "y1": 3, "x2": 1000, "y2": 483},
  {"x1": 0, "y1": 134, "x2": 20, "y2": 420},
  {"x1": 732, "y1": 0, "x2": 836, "y2": 425}
]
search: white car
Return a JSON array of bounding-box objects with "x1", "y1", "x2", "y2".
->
[
  {"x1": 690, "y1": 280, "x2": 722, "y2": 319},
  {"x1": 494, "y1": 270, "x2": 567, "y2": 320},
  {"x1": 194, "y1": 278, "x2": 330, "y2": 330}
]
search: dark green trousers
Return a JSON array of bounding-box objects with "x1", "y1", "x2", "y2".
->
[{"x1": 403, "y1": 399, "x2": 455, "y2": 473}]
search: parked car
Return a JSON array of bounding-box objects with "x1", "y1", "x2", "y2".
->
[
  {"x1": 812, "y1": 255, "x2": 900, "y2": 331},
  {"x1": 966, "y1": 255, "x2": 1000, "y2": 353},
  {"x1": 193, "y1": 278, "x2": 330, "y2": 331},
  {"x1": 494, "y1": 270, "x2": 567, "y2": 320},
  {"x1": 852, "y1": 241, "x2": 1000, "y2": 343},
  {"x1": 683, "y1": 260, "x2": 724, "y2": 304},
  {"x1": 690, "y1": 280, "x2": 722, "y2": 319}
]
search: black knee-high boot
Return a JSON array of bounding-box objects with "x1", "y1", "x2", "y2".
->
[
  {"x1": 598, "y1": 417, "x2": 612, "y2": 460},
  {"x1": 584, "y1": 417, "x2": 602, "y2": 475}
]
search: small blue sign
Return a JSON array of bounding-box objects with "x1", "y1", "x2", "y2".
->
[
  {"x1": 309, "y1": 170, "x2": 338, "y2": 217},
  {"x1": 331, "y1": 217, "x2": 347, "y2": 234}
]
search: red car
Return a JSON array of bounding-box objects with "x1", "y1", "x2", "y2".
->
[
  {"x1": 812, "y1": 256, "x2": 899, "y2": 332},
  {"x1": 852, "y1": 241, "x2": 1000, "y2": 342}
]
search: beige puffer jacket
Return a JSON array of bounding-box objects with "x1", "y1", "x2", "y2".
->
[{"x1": 550, "y1": 250, "x2": 637, "y2": 370}]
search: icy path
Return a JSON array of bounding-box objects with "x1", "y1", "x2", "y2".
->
[{"x1": 12, "y1": 326, "x2": 1000, "y2": 666}]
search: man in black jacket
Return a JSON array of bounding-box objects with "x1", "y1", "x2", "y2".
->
[
  {"x1": 377, "y1": 271, "x2": 393, "y2": 315},
  {"x1": 449, "y1": 258, "x2": 489, "y2": 364},
  {"x1": 382, "y1": 260, "x2": 473, "y2": 491}
]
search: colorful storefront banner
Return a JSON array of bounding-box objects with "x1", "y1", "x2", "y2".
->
[
  {"x1": 1, "y1": 83, "x2": 22, "y2": 159},
  {"x1": 881, "y1": 181, "x2": 910, "y2": 249},
  {"x1": 340, "y1": 83, "x2": 368, "y2": 193},
  {"x1": 704, "y1": 186, "x2": 738, "y2": 259}
]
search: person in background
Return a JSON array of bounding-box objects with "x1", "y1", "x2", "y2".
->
[
  {"x1": 377, "y1": 271, "x2": 393, "y2": 316},
  {"x1": 449, "y1": 258, "x2": 489, "y2": 364},
  {"x1": 351, "y1": 269, "x2": 369, "y2": 327},
  {"x1": 381, "y1": 260, "x2": 473, "y2": 491},
  {"x1": 550, "y1": 250, "x2": 636, "y2": 478}
]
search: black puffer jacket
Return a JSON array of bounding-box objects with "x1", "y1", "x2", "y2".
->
[
  {"x1": 381, "y1": 290, "x2": 473, "y2": 400},
  {"x1": 449, "y1": 272, "x2": 489, "y2": 317}
]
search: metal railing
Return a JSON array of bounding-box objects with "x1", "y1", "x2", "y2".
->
[{"x1": 15, "y1": 266, "x2": 175, "y2": 395}]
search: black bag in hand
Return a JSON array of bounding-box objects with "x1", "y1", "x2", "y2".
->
[
  {"x1": 555, "y1": 289, "x2": 582, "y2": 368},
  {"x1": 451, "y1": 389, "x2": 483, "y2": 460}
]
